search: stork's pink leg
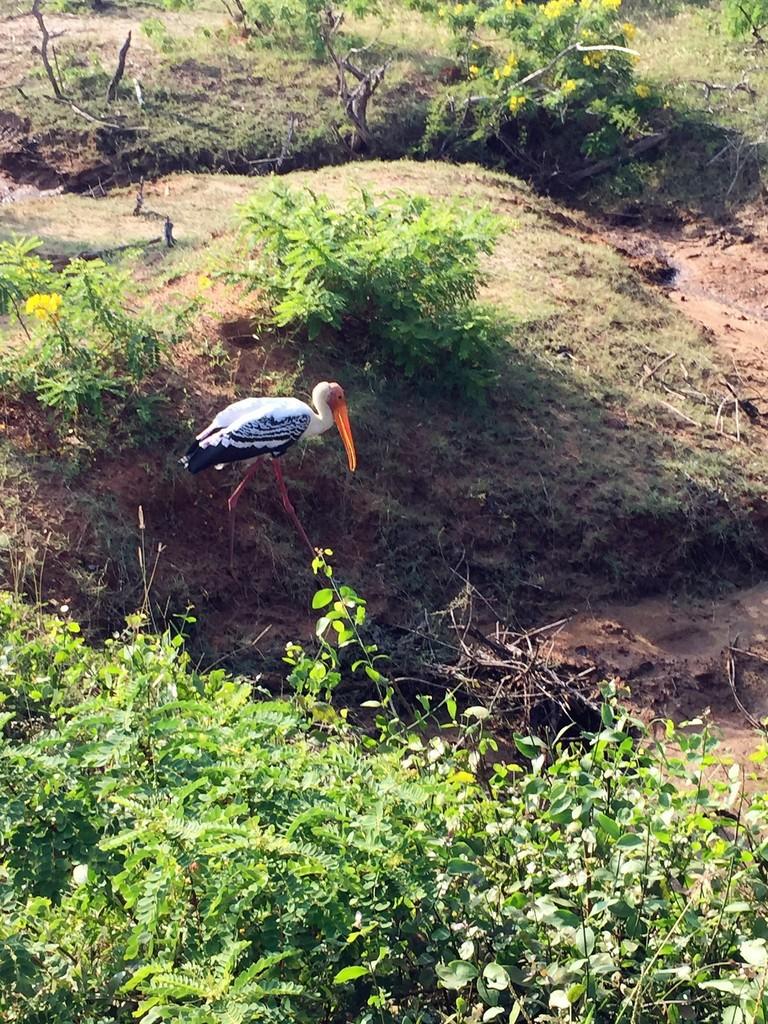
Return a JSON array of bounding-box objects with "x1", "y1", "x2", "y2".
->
[
  {"x1": 272, "y1": 460, "x2": 315, "y2": 557},
  {"x1": 227, "y1": 461, "x2": 261, "y2": 570},
  {"x1": 228, "y1": 462, "x2": 261, "y2": 514}
]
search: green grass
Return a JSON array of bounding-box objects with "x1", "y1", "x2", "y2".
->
[
  {"x1": 0, "y1": 1, "x2": 447, "y2": 188},
  {"x1": 590, "y1": 0, "x2": 768, "y2": 215}
]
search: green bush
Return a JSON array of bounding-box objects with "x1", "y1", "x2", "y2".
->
[
  {"x1": 723, "y1": 0, "x2": 768, "y2": 39},
  {"x1": 3, "y1": 586, "x2": 768, "y2": 1023},
  {"x1": 238, "y1": 186, "x2": 504, "y2": 394},
  {"x1": 0, "y1": 239, "x2": 179, "y2": 425},
  {"x1": 412, "y1": 0, "x2": 657, "y2": 171}
]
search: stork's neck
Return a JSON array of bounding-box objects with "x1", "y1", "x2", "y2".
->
[{"x1": 305, "y1": 390, "x2": 334, "y2": 438}]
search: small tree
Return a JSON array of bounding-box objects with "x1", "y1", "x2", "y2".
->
[{"x1": 724, "y1": 0, "x2": 768, "y2": 41}]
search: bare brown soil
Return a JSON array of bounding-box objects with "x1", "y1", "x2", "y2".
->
[{"x1": 552, "y1": 212, "x2": 768, "y2": 754}]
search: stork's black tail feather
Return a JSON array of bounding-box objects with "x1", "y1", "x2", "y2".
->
[
  {"x1": 179, "y1": 441, "x2": 214, "y2": 475},
  {"x1": 180, "y1": 440, "x2": 254, "y2": 474}
]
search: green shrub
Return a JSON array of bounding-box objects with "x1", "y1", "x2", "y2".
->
[
  {"x1": 412, "y1": 0, "x2": 656, "y2": 171},
  {"x1": 723, "y1": 0, "x2": 768, "y2": 39},
  {"x1": 3, "y1": 585, "x2": 768, "y2": 1023},
  {"x1": 0, "y1": 240, "x2": 179, "y2": 425},
  {"x1": 238, "y1": 186, "x2": 504, "y2": 394}
]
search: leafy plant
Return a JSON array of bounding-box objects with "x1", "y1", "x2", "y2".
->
[
  {"x1": 238, "y1": 186, "x2": 504, "y2": 394},
  {"x1": 3, "y1": 586, "x2": 768, "y2": 1023},
  {"x1": 723, "y1": 0, "x2": 768, "y2": 41},
  {"x1": 0, "y1": 240, "x2": 184, "y2": 426},
  {"x1": 413, "y1": 0, "x2": 655, "y2": 172}
]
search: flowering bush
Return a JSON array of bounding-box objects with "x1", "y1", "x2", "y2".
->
[
  {"x1": 0, "y1": 239, "x2": 179, "y2": 426},
  {"x1": 414, "y1": 0, "x2": 659, "y2": 174}
]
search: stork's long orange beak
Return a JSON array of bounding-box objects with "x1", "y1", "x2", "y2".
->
[{"x1": 332, "y1": 399, "x2": 357, "y2": 472}]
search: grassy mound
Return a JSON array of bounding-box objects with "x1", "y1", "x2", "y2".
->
[{"x1": 1, "y1": 161, "x2": 767, "y2": 657}]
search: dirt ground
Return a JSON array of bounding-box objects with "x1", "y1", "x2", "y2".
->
[{"x1": 552, "y1": 211, "x2": 768, "y2": 758}]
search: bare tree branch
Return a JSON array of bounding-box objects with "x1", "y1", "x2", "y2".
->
[
  {"x1": 320, "y1": 7, "x2": 389, "y2": 151},
  {"x1": 31, "y1": 0, "x2": 64, "y2": 99},
  {"x1": 564, "y1": 131, "x2": 669, "y2": 184},
  {"x1": 106, "y1": 31, "x2": 131, "y2": 103}
]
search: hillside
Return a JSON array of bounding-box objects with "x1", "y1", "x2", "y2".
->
[{"x1": 2, "y1": 160, "x2": 768, "y2": 677}]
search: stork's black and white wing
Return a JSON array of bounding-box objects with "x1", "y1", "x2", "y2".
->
[{"x1": 181, "y1": 397, "x2": 312, "y2": 475}]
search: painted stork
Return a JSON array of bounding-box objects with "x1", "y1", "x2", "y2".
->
[{"x1": 180, "y1": 381, "x2": 357, "y2": 559}]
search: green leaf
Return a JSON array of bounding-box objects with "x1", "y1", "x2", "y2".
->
[
  {"x1": 514, "y1": 734, "x2": 543, "y2": 759},
  {"x1": 549, "y1": 989, "x2": 571, "y2": 1010},
  {"x1": 595, "y1": 812, "x2": 621, "y2": 838},
  {"x1": 312, "y1": 588, "x2": 334, "y2": 609},
  {"x1": 616, "y1": 833, "x2": 645, "y2": 849},
  {"x1": 482, "y1": 963, "x2": 510, "y2": 991},
  {"x1": 436, "y1": 960, "x2": 478, "y2": 990},
  {"x1": 447, "y1": 858, "x2": 479, "y2": 875},
  {"x1": 333, "y1": 965, "x2": 369, "y2": 984},
  {"x1": 740, "y1": 939, "x2": 768, "y2": 966},
  {"x1": 575, "y1": 927, "x2": 595, "y2": 957}
]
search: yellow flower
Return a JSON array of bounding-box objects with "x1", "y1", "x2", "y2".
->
[
  {"x1": 582, "y1": 51, "x2": 603, "y2": 68},
  {"x1": 469, "y1": 64, "x2": 480, "y2": 75},
  {"x1": 437, "y1": 4, "x2": 447, "y2": 14},
  {"x1": 493, "y1": 68, "x2": 501, "y2": 80},
  {"x1": 25, "y1": 292, "x2": 62, "y2": 320},
  {"x1": 622, "y1": 20, "x2": 636, "y2": 40},
  {"x1": 504, "y1": 0, "x2": 523, "y2": 8},
  {"x1": 454, "y1": 2, "x2": 464, "y2": 11},
  {"x1": 602, "y1": 0, "x2": 622, "y2": 9},
  {"x1": 634, "y1": 82, "x2": 651, "y2": 98},
  {"x1": 507, "y1": 93, "x2": 526, "y2": 114},
  {"x1": 197, "y1": 274, "x2": 213, "y2": 290},
  {"x1": 542, "y1": 0, "x2": 574, "y2": 17},
  {"x1": 562, "y1": 78, "x2": 578, "y2": 94}
]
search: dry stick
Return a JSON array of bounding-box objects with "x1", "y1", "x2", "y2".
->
[
  {"x1": 723, "y1": 379, "x2": 744, "y2": 442},
  {"x1": 106, "y1": 31, "x2": 132, "y2": 102},
  {"x1": 656, "y1": 398, "x2": 700, "y2": 426},
  {"x1": 248, "y1": 113, "x2": 298, "y2": 171},
  {"x1": 640, "y1": 351, "x2": 675, "y2": 388},
  {"x1": 31, "y1": 0, "x2": 64, "y2": 98},
  {"x1": 727, "y1": 645, "x2": 767, "y2": 734},
  {"x1": 730, "y1": 645, "x2": 768, "y2": 665}
]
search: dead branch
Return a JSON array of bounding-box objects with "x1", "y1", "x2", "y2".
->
[
  {"x1": 688, "y1": 75, "x2": 757, "y2": 101},
  {"x1": 737, "y1": 3, "x2": 766, "y2": 45},
  {"x1": 727, "y1": 646, "x2": 767, "y2": 734},
  {"x1": 31, "y1": 0, "x2": 64, "y2": 99},
  {"x1": 564, "y1": 132, "x2": 668, "y2": 185},
  {"x1": 106, "y1": 31, "x2": 132, "y2": 103},
  {"x1": 656, "y1": 397, "x2": 700, "y2": 426},
  {"x1": 133, "y1": 177, "x2": 145, "y2": 216},
  {"x1": 248, "y1": 113, "x2": 298, "y2": 173},
  {"x1": 320, "y1": 8, "x2": 390, "y2": 151},
  {"x1": 640, "y1": 351, "x2": 674, "y2": 388}
]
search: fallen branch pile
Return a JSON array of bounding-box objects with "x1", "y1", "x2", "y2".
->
[{"x1": 392, "y1": 617, "x2": 604, "y2": 738}]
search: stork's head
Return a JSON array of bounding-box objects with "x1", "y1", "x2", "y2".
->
[{"x1": 314, "y1": 381, "x2": 357, "y2": 472}]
